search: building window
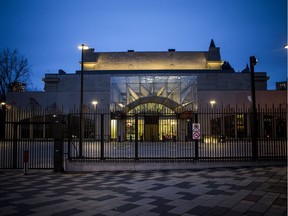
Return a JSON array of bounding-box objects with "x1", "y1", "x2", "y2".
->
[{"x1": 236, "y1": 114, "x2": 247, "y2": 138}]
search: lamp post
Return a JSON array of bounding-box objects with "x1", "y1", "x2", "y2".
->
[
  {"x1": 250, "y1": 56, "x2": 258, "y2": 161},
  {"x1": 78, "y1": 44, "x2": 89, "y2": 157},
  {"x1": 92, "y1": 101, "x2": 98, "y2": 140}
]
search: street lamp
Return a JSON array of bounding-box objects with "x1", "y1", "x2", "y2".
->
[
  {"x1": 249, "y1": 56, "x2": 258, "y2": 161},
  {"x1": 78, "y1": 44, "x2": 90, "y2": 157},
  {"x1": 92, "y1": 100, "x2": 98, "y2": 140}
]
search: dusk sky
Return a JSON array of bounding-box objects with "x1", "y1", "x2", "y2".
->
[{"x1": 0, "y1": 0, "x2": 287, "y2": 90}]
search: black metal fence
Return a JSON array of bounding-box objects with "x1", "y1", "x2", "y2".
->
[
  {"x1": 0, "y1": 105, "x2": 287, "y2": 169},
  {"x1": 67, "y1": 106, "x2": 287, "y2": 162},
  {"x1": 0, "y1": 109, "x2": 62, "y2": 169}
]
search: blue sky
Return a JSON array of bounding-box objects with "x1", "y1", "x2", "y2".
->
[{"x1": 0, "y1": 0, "x2": 287, "y2": 90}]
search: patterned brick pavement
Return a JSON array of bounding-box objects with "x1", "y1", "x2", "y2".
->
[{"x1": 0, "y1": 166, "x2": 286, "y2": 216}]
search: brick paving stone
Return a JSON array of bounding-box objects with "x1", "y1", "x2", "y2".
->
[
  {"x1": 231, "y1": 200, "x2": 255, "y2": 212},
  {"x1": 0, "y1": 166, "x2": 286, "y2": 216}
]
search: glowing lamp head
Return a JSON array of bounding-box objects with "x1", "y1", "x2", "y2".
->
[
  {"x1": 250, "y1": 56, "x2": 258, "y2": 66},
  {"x1": 210, "y1": 100, "x2": 216, "y2": 105},
  {"x1": 78, "y1": 44, "x2": 90, "y2": 50}
]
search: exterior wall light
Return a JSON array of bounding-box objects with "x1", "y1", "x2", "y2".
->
[{"x1": 210, "y1": 100, "x2": 216, "y2": 108}]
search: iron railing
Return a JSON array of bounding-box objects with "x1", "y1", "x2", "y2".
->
[{"x1": 0, "y1": 105, "x2": 286, "y2": 168}]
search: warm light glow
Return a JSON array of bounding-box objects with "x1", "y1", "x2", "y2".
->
[
  {"x1": 207, "y1": 61, "x2": 223, "y2": 69},
  {"x1": 111, "y1": 119, "x2": 117, "y2": 140},
  {"x1": 204, "y1": 136, "x2": 218, "y2": 144},
  {"x1": 92, "y1": 101, "x2": 98, "y2": 105},
  {"x1": 1, "y1": 102, "x2": 5, "y2": 105},
  {"x1": 83, "y1": 63, "x2": 97, "y2": 70},
  {"x1": 210, "y1": 100, "x2": 216, "y2": 108},
  {"x1": 118, "y1": 103, "x2": 124, "y2": 108},
  {"x1": 78, "y1": 44, "x2": 90, "y2": 50},
  {"x1": 210, "y1": 100, "x2": 216, "y2": 105}
]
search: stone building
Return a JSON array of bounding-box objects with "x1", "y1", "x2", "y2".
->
[{"x1": 5, "y1": 40, "x2": 286, "y2": 141}]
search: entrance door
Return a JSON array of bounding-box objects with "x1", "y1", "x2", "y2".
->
[{"x1": 144, "y1": 116, "x2": 159, "y2": 141}]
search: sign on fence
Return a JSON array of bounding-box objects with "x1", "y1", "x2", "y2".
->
[{"x1": 192, "y1": 123, "x2": 201, "y2": 140}]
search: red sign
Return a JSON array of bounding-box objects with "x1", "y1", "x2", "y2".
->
[{"x1": 193, "y1": 131, "x2": 200, "y2": 140}]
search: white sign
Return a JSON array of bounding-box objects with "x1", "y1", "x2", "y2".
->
[
  {"x1": 192, "y1": 123, "x2": 201, "y2": 140},
  {"x1": 193, "y1": 123, "x2": 200, "y2": 131}
]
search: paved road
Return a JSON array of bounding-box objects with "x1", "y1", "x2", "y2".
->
[{"x1": 0, "y1": 166, "x2": 287, "y2": 216}]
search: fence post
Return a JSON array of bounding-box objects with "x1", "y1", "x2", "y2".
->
[
  {"x1": 251, "y1": 111, "x2": 258, "y2": 161},
  {"x1": 23, "y1": 150, "x2": 29, "y2": 175},
  {"x1": 100, "y1": 113, "x2": 104, "y2": 160},
  {"x1": 135, "y1": 114, "x2": 139, "y2": 161},
  {"x1": 195, "y1": 113, "x2": 199, "y2": 160},
  {"x1": 13, "y1": 123, "x2": 18, "y2": 169},
  {"x1": 67, "y1": 114, "x2": 71, "y2": 159},
  {"x1": 53, "y1": 117, "x2": 64, "y2": 172},
  {"x1": 250, "y1": 56, "x2": 258, "y2": 161}
]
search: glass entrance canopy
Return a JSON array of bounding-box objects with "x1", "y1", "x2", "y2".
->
[{"x1": 111, "y1": 75, "x2": 197, "y2": 113}]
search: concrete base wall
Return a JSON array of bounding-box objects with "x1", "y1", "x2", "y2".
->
[{"x1": 65, "y1": 160, "x2": 286, "y2": 172}]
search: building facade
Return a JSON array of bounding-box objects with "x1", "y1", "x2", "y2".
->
[{"x1": 5, "y1": 40, "x2": 287, "y2": 141}]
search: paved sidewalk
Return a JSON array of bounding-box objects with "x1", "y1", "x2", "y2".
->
[{"x1": 0, "y1": 166, "x2": 286, "y2": 216}]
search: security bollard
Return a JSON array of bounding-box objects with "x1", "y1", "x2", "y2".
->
[{"x1": 24, "y1": 150, "x2": 29, "y2": 175}]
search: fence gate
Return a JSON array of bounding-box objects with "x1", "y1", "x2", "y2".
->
[{"x1": 0, "y1": 121, "x2": 55, "y2": 169}]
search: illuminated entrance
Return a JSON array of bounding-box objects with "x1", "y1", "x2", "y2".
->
[
  {"x1": 110, "y1": 75, "x2": 197, "y2": 141},
  {"x1": 124, "y1": 103, "x2": 178, "y2": 141},
  {"x1": 144, "y1": 115, "x2": 159, "y2": 141}
]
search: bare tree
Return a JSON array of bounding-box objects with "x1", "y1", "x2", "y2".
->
[{"x1": 0, "y1": 48, "x2": 31, "y2": 102}]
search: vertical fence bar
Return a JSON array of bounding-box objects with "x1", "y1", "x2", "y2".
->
[
  {"x1": 252, "y1": 109, "x2": 258, "y2": 161},
  {"x1": 100, "y1": 113, "x2": 104, "y2": 160},
  {"x1": 23, "y1": 150, "x2": 29, "y2": 175},
  {"x1": 67, "y1": 114, "x2": 71, "y2": 159},
  {"x1": 53, "y1": 117, "x2": 64, "y2": 172},
  {"x1": 135, "y1": 114, "x2": 139, "y2": 161},
  {"x1": 12, "y1": 123, "x2": 18, "y2": 169},
  {"x1": 195, "y1": 113, "x2": 199, "y2": 160}
]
